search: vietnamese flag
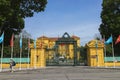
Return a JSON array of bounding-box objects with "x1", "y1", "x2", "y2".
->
[
  {"x1": 115, "y1": 35, "x2": 120, "y2": 44},
  {"x1": 10, "y1": 34, "x2": 14, "y2": 47}
]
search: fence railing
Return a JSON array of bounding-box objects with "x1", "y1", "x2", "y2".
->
[
  {"x1": 104, "y1": 57, "x2": 120, "y2": 62},
  {"x1": 0, "y1": 58, "x2": 30, "y2": 63}
]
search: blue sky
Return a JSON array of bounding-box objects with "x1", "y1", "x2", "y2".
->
[{"x1": 24, "y1": 0, "x2": 102, "y2": 46}]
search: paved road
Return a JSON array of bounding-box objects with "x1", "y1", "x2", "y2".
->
[{"x1": 0, "y1": 66, "x2": 120, "y2": 80}]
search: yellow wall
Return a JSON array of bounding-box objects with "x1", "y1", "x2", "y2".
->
[
  {"x1": 1, "y1": 34, "x2": 80, "y2": 69},
  {"x1": 30, "y1": 48, "x2": 46, "y2": 68},
  {"x1": 30, "y1": 35, "x2": 80, "y2": 67},
  {"x1": 1, "y1": 64, "x2": 30, "y2": 69},
  {"x1": 105, "y1": 62, "x2": 120, "y2": 67},
  {"x1": 86, "y1": 39, "x2": 120, "y2": 67}
]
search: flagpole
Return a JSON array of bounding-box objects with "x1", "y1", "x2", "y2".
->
[
  {"x1": 111, "y1": 34, "x2": 115, "y2": 68},
  {"x1": 34, "y1": 40, "x2": 37, "y2": 69},
  {"x1": 104, "y1": 44, "x2": 107, "y2": 68},
  {"x1": 10, "y1": 34, "x2": 14, "y2": 59},
  {"x1": 0, "y1": 32, "x2": 4, "y2": 72},
  {"x1": 27, "y1": 38, "x2": 30, "y2": 69},
  {"x1": 19, "y1": 48, "x2": 22, "y2": 70},
  {"x1": 19, "y1": 33, "x2": 22, "y2": 70},
  {"x1": 103, "y1": 35, "x2": 107, "y2": 68},
  {"x1": 105, "y1": 34, "x2": 115, "y2": 68},
  {"x1": 27, "y1": 47, "x2": 30, "y2": 69},
  {"x1": 11, "y1": 46, "x2": 13, "y2": 59},
  {"x1": 34, "y1": 48, "x2": 37, "y2": 69},
  {"x1": 0, "y1": 40, "x2": 4, "y2": 72}
]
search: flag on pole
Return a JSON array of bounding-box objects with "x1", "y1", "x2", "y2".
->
[
  {"x1": 105, "y1": 35, "x2": 115, "y2": 67},
  {"x1": 19, "y1": 33, "x2": 22, "y2": 70},
  {"x1": 10, "y1": 33, "x2": 14, "y2": 59},
  {"x1": 33, "y1": 40, "x2": 37, "y2": 69},
  {"x1": 27, "y1": 38, "x2": 30, "y2": 69},
  {"x1": 115, "y1": 35, "x2": 120, "y2": 44},
  {"x1": 0, "y1": 32, "x2": 4, "y2": 43},
  {"x1": 10, "y1": 34, "x2": 14, "y2": 47},
  {"x1": 0, "y1": 32, "x2": 4, "y2": 72},
  {"x1": 19, "y1": 33, "x2": 22, "y2": 48},
  {"x1": 105, "y1": 36, "x2": 112, "y2": 44}
]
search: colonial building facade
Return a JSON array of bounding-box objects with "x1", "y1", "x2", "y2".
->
[{"x1": 30, "y1": 32, "x2": 80, "y2": 67}]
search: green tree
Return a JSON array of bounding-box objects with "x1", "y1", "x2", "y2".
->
[
  {"x1": 0, "y1": 0, "x2": 47, "y2": 45},
  {"x1": 13, "y1": 37, "x2": 28, "y2": 58},
  {"x1": 80, "y1": 46, "x2": 87, "y2": 65},
  {"x1": 99, "y1": 0, "x2": 120, "y2": 56},
  {"x1": 2, "y1": 30, "x2": 33, "y2": 58}
]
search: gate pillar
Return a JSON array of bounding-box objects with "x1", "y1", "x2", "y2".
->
[
  {"x1": 86, "y1": 40, "x2": 104, "y2": 67},
  {"x1": 30, "y1": 48, "x2": 46, "y2": 68},
  {"x1": 40, "y1": 49, "x2": 46, "y2": 67},
  {"x1": 30, "y1": 39, "x2": 46, "y2": 68}
]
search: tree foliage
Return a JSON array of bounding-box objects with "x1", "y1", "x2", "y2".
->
[
  {"x1": 80, "y1": 46, "x2": 87, "y2": 64},
  {"x1": 0, "y1": 0, "x2": 47, "y2": 45},
  {"x1": 99, "y1": 0, "x2": 120, "y2": 56},
  {"x1": 99, "y1": 0, "x2": 120, "y2": 38}
]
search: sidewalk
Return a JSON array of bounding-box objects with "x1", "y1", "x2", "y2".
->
[
  {"x1": 0, "y1": 67, "x2": 37, "y2": 72},
  {"x1": 0, "y1": 66, "x2": 120, "y2": 80},
  {"x1": 1, "y1": 66, "x2": 120, "y2": 72}
]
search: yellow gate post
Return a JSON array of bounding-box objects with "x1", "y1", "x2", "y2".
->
[
  {"x1": 30, "y1": 38, "x2": 46, "y2": 68},
  {"x1": 86, "y1": 40, "x2": 104, "y2": 67}
]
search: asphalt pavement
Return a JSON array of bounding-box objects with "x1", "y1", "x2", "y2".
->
[{"x1": 0, "y1": 66, "x2": 120, "y2": 80}]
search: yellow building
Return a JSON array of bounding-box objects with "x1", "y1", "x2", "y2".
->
[
  {"x1": 0, "y1": 32, "x2": 80, "y2": 69},
  {"x1": 2, "y1": 36, "x2": 120, "y2": 69},
  {"x1": 30, "y1": 32, "x2": 80, "y2": 67}
]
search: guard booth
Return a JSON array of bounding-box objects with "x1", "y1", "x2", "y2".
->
[
  {"x1": 30, "y1": 37, "x2": 47, "y2": 68},
  {"x1": 86, "y1": 40, "x2": 104, "y2": 67},
  {"x1": 46, "y1": 32, "x2": 80, "y2": 66}
]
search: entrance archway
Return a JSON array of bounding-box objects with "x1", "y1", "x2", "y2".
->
[{"x1": 46, "y1": 32, "x2": 80, "y2": 66}]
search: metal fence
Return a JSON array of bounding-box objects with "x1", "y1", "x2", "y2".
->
[
  {"x1": 104, "y1": 57, "x2": 120, "y2": 62},
  {"x1": 0, "y1": 58, "x2": 30, "y2": 63}
]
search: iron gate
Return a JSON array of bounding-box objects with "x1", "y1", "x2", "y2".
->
[{"x1": 45, "y1": 32, "x2": 80, "y2": 66}]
